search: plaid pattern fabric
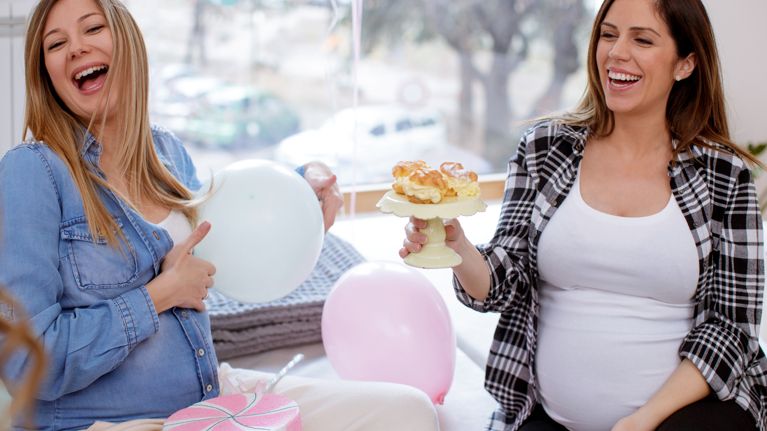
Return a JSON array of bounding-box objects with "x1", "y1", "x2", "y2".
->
[
  {"x1": 206, "y1": 233, "x2": 365, "y2": 360},
  {"x1": 453, "y1": 120, "x2": 767, "y2": 430}
]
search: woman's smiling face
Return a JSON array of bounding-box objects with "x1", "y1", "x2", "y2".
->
[
  {"x1": 43, "y1": 0, "x2": 114, "y2": 121},
  {"x1": 596, "y1": 0, "x2": 694, "y2": 118}
]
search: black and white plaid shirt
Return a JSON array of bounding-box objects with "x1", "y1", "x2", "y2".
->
[{"x1": 454, "y1": 120, "x2": 767, "y2": 430}]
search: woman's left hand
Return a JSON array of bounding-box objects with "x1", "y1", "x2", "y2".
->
[
  {"x1": 611, "y1": 413, "x2": 654, "y2": 431},
  {"x1": 301, "y1": 161, "x2": 344, "y2": 231}
]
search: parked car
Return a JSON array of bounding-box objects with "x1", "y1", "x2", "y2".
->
[
  {"x1": 150, "y1": 67, "x2": 300, "y2": 150},
  {"x1": 151, "y1": 74, "x2": 221, "y2": 136},
  {"x1": 273, "y1": 105, "x2": 447, "y2": 183},
  {"x1": 182, "y1": 85, "x2": 300, "y2": 150}
]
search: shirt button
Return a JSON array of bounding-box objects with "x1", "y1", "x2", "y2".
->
[
  {"x1": 152, "y1": 231, "x2": 160, "y2": 240},
  {"x1": 197, "y1": 348, "x2": 205, "y2": 357},
  {"x1": 181, "y1": 310, "x2": 189, "y2": 318},
  {"x1": 206, "y1": 384, "x2": 213, "y2": 392}
]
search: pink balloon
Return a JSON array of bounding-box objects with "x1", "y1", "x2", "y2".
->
[{"x1": 321, "y1": 261, "x2": 456, "y2": 404}]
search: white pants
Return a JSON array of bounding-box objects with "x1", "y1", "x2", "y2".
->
[{"x1": 221, "y1": 367, "x2": 440, "y2": 431}]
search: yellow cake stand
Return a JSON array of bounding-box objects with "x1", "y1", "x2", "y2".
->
[{"x1": 377, "y1": 190, "x2": 487, "y2": 269}]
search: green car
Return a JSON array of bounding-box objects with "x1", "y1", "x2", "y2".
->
[{"x1": 184, "y1": 84, "x2": 300, "y2": 150}]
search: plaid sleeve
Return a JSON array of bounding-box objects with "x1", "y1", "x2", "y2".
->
[
  {"x1": 680, "y1": 162, "x2": 765, "y2": 399},
  {"x1": 454, "y1": 126, "x2": 545, "y2": 313}
]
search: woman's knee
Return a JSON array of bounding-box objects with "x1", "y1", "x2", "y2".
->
[
  {"x1": 385, "y1": 385, "x2": 439, "y2": 431},
  {"x1": 284, "y1": 377, "x2": 439, "y2": 431},
  {"x1": 345, "y1": 382, "x2": 439, "y2": 430}
]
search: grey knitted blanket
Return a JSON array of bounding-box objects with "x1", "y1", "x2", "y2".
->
[{"x1": 206, "y1": 233, "x2": 365, "y2": 360}]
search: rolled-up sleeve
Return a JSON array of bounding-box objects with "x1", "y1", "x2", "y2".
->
[
  {"x1": 680, "y1": 165, "x2": 765, "y2": 399},
  {"x1": 453, "y1": 132, "x2": 538, "y2": 314}
]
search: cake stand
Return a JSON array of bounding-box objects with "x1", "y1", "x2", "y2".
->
[{"x1": 377, "y1": 190, "x2": 487, "y2": 269}]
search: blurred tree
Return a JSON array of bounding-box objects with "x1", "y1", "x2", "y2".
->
[
  {"x1": 357, "y1": 0, "x2": 588, "y2": 166},
  {"x1": 186, "y1": 0, "x2": 208, "y2": 66},
  {"x1": 527, "y1": 0, "x2": 586, "y2": 118},
  {"x1": 434, "y1": 0, "x2": 537, "y2": 156},
  {"x1": 185, "y1": 0, "x2": 249, "y2": 67}
]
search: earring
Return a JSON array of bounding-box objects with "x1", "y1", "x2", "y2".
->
[{"x1": 675, "y1": 75, "x2": 682, "y2": 82}]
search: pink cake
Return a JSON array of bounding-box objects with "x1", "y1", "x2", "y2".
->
[{"x1": 163, "y1": 393, "x2": 301, "y2": 431}]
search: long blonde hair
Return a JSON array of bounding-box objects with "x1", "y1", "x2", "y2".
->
[
  {"x1": 0, "y1": 290, "x2": 46, "y2": 430},
  {"x1": 24, "y1": 0, "x2": 198, "y2": 245},
  {"x1": 562, "y1": 0, "x2": 759, "y2": 165}
]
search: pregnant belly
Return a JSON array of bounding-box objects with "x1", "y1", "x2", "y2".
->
[{"x1": 535, "y1": 323, "x2": 686, "y2": 431}]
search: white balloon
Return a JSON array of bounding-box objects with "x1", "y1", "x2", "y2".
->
[{"x1": 194, "y1": 159, "x2": 324, "y2": 303}]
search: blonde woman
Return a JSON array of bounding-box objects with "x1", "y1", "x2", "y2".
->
[
  {"x1": 403, "y1": 0, "x2": 767, "y2": 430},
  {"x1": 0, "y1": 0, "x2": 438, "y2": 430}
]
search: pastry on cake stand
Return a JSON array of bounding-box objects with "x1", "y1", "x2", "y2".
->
[{"x1": 377, "y1": 190, "x2": 487, "y2": 269}]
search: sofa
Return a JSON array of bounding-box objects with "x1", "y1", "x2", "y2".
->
[
  {"x1": 228, "y1": 203, "x2": 767, "y2": 430},
  {"x1": 6, "y1": 201, "x2": 763, "y2": 429},
  {"x1": 0, "y1": 204, "x2": 503, "y2": 429},
  {"x1": 227, "y1": 202, "x2": 505, "y2": 430}
]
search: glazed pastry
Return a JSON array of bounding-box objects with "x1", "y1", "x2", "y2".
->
[
  {"x1": 440, "y1": 162, "x2": 480, "y2": 198},
  {"x1": 401, "y1": 168, "x2": 448, "y2": 204},
  {"x1": 392, "y1": 160, "x2": 430, "y2": 194},
  {"x1": 391, "y1": 160, "x2": 479, "y2": 204}
]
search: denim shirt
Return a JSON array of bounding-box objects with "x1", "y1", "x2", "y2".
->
[{"x1": 0, "y1": 126, "x2": 220, "y2": 430}]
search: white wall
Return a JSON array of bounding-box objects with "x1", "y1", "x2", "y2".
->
[
  {"x1": 1, "y1": 2, "x2": 15, "y2": 155},
  {"x1": 0, "y1": 0, "x2": 31, "y2": 155},
  {"x1": 704, "y1": 0, "x2": 767, "y2": 145}
]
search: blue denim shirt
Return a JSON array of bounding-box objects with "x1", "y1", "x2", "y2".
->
[{"x1": 0, "y1": 126, "x2": 220, "y2": 430}]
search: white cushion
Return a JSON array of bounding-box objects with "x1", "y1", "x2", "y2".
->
[{"x1": 228, "y1": 342, "x2": 497, "y2": 430}]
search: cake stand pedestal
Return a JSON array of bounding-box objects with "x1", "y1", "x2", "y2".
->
[{"x1": 377, "y1": 190, "x2": 487, "y2": 269}]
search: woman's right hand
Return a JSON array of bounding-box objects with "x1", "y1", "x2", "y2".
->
[
  {"x1": 399, "y1": 216, "x2": 470, "y2": 258},
  {"x1": 400, "y1": 216, "x2": 491, "y2": 301},
  {"x1": 399, "y1": 216, "x2": 429, "y2": 258},
  {"x1": 147, "y1": 221, "x2": 217, "y2": 314}
]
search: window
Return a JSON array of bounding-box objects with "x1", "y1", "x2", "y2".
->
[{"x1": 125, "y1": 0, "x2": 597, "y2": 189}]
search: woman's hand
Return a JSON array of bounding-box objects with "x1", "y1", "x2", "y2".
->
[
  {"x1": 399, "y1": 217, "x2": 470, "y2": 258},
  {"x1": 401, "y1": 216, "x2": 490, "y2": 301},
  {"x1": 301, "y1": 161, "x2": 344, "y2": 231},
  {"x1": 399, "y1": 216, "x2": 428, "y2": 258},
  {"x1": 147, "y1": 222, "x2": 217, "y2": 314},
  {"x1": 612, "y1": 360, "x2": 710, "y2": 431},
  {"x1": 611, "y1": 412, "x2": 653, "y2": 431}
]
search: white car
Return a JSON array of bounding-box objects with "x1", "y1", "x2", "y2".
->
[{"x1": 274, "y1": 105, "x2": 447, "y2": 183}]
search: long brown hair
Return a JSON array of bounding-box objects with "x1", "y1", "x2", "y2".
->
[
  {"x1": 563, "y1": 0, "x2": 759, "y2": 164},
  {"x1": 0, "y1": 290, "x2": 46, "y2": 430},
  {"x1": 24, "y1": 0, "x2": 198, "y2": 245}
]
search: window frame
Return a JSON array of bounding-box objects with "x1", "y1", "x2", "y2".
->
[{"x1": 340, "y1": 173, "x2": 506, "y2": 214}]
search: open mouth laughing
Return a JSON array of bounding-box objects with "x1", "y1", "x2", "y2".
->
[
  {"x1": 607, "y1": 68, "x2": 642, "y2": 89},
  {"x1": 71, "y1": 63, "x2": 109, "y2": 93}
]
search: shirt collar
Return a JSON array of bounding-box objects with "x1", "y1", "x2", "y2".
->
[
  {"x1": 668, "y1": 138, "x2": 704, "y2": 177},
  {"x1": 557, "y1": 122, "x2": 589, "y2": 155},
  {"x1": 79, "y1": 129, "x2": 103, "y2": 163},
  {"x1": 78, "y1": 127, "x2": 173, "y2": 173}
]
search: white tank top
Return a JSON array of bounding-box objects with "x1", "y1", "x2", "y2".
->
[
  {"x1": 156, "y1": 210, "x2": 192, "y2": 246},
  {"x1": 535, "y1": 171, "x2": 698, "y2": 430}
]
